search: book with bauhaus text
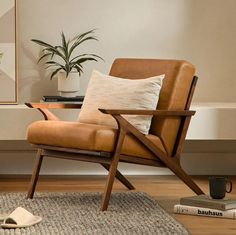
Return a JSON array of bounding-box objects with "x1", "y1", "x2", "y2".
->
[
  {"x1": 174, "y1": 204, "x2": 236, "y2": 219},
  {"x1": 180, "y1": 195, "x2": 236, "y2": 211}
]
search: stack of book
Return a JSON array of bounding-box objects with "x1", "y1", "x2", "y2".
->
[
  {"x1": 42, "y1": 96, "x2": 84, "y2": 102},
  {"x1": 174, "y1": 195, "x2": 236, "y2": 219}
]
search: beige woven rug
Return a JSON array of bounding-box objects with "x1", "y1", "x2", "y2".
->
[{"x1": 0, "y1": 192, "x2": 189, "y2": 235}]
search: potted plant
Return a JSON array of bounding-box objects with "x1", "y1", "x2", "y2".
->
[{"x1": 32, "y1": 29, "x2": 103, "y2": 97}]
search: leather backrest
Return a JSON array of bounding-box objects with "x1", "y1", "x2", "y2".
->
[{"x1": 109, "y1": 58, "x2": 195, "y2": 156}]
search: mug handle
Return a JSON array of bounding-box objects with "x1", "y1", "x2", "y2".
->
[{"x1": 226, "y1": 179, "x2": 233, "y2": 193}]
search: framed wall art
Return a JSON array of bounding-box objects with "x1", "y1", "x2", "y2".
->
[{"x1": 0, "y1": 0, "x2": 17, "y2": 104}]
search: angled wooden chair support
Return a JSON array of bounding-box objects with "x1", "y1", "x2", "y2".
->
[{"x1": 26, "y1": 58, "x2": 204, "y2": 211}]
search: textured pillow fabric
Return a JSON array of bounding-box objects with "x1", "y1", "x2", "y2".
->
[{"x1": 78, "y1": 70, "x2": 164, "y2": 135}]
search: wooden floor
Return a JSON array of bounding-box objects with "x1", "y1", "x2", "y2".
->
[{"x1": 0, "y1": 175, "x2": 235, "y2": 235}]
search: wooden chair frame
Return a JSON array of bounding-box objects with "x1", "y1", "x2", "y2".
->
[{"x1": 25, "y1": 76, "x2": 204, "y2": 211}]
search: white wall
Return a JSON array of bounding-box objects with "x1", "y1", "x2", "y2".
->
[
  {"x1": 186, "y1": 0, "x2": 236, "y2": 102},
  {"x1": 18, "y1": 0, "x2": 236, "y2": 103}
]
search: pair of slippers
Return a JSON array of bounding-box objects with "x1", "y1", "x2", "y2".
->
[{"x1": 0, "y1": 207, "x2": 42, "y2": 229}]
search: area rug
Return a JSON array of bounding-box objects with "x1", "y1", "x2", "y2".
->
[{"x1": 0, "y1": 192, "x2": 189, "y2": 235}]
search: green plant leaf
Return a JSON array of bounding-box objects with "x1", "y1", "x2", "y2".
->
[
  {"x1": 31, "y1": 39, "x2": 54, "y2": 48},
  {"x1": 45, "y1": 61, "x2": 61, "y2": 65},
  {"x1": 50, "y1": 67, "x2": 63, "y2": 80},
  {"x1": 68, "y1": 29, "x2": 97, "y2": 57},
  {"x1": 50, "y1": 52, "x2": 55, "y2": 59},
  {"x1": 56, "y1": 46, "x2": 67, "y2": 57},
  {"x1": 45, "y1": 61, "x2": 64, "y2": 70},
  {"x1": 70, "y1": 29, "x2": 96, "y2": 43},
  {"x1": 70, "y1": 53, "x2": 104, "y2": 63},
  {"x1": 61, "y1": 32, "x2": 69, "y2": 59},
  {"x1": 64, "y1": 63, "x2": 71, "y2": 77},
  {"x1": 74, "y1": 57, "x2": 98, "y2": 64},
  {"x1": 74, "y1": 64, "x2": 84, "y2": 76},
  {"x1": 37, "y1": 53, "x2": 51, "y2": 63},
  {"x1": 68, "y1": 36, "x2": 98, "y2": 58},
  {"x1": 70, "y1": 62, "x2": 83, "y2": 73},
  {"x1": 44, "y1": 47, "x2": 67, "y2": 62}
]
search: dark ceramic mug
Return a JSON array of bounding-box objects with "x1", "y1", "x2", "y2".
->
[{"x1": 209, "y1": 176, "x2": 232, "y2": 199}]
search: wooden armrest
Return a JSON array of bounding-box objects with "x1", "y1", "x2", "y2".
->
[
  {"x1": 25, "y1": 102, "x2": 82, "y2": 121},
  {"x1": 98, "y1": 109, "x2": 195, "y2": 116},
  {"x1": 25, "y1": 102, "x2": 82, "y2": 109}
]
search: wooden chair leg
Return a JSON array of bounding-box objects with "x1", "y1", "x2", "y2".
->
[
  {"x1": 178, "y1": 169, "x2": 204, "y2": 195},
  {"x1": 168, "y1": 159, "x2": 204, "y2": 195},
  {"x1": 27, "y1": 149, "x2": 44, "y2": 199},
  {"x1": 101, "y1": 163, "x2": 135, "y2": 190},
  {"x1": 101, "y1": 128, "x2": 126, "y2": 211},
  {"x1": 101, "y1": 159, "x2": 119, "y2": 211}
]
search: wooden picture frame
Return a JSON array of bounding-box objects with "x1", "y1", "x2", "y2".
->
[{"x1": 0, "y1": 0, "x2": 18, "y2": 104}]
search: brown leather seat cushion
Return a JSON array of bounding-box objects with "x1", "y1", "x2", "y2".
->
[{"x1": 27, "y1": 120, "x2": 166, "y2": 160}]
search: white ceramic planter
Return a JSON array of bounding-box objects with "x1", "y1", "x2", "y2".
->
[{"x1": 57, "y1": 71, "x2": 80, "y2": 97}]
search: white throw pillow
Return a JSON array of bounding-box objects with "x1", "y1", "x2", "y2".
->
[{"x1": 78, "y1": 70, "x2": 164, "y2": 135}]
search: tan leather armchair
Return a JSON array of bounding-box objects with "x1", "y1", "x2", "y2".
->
[{"x1": 26, "y1": 58, "x2": 204, "y2": 211}]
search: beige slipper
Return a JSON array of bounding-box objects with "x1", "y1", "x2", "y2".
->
[{"x1": 1, "y1": 207, "x2": 42, "y2": 228}]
